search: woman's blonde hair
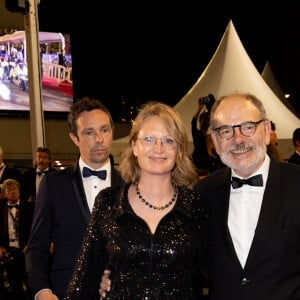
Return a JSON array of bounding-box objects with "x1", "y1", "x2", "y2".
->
[{"x1": 119, "y1": 101, "x2": 198, "y2": 188}]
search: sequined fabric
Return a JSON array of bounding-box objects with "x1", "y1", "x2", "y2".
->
[{"x1": 64, "y1": 184, "x2": 209, "y2": 300}]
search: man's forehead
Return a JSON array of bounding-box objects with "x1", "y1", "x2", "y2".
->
[{"x1": 215, "y1": 101, "x2": 259, "y2": 122}]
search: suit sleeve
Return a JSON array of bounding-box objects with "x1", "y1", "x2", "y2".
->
[{"x1": 25, "y1": 175, "x2": 54, "y2": 295}]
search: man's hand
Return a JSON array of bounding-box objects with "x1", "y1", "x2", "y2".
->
[
  {"x1": 0, "y1": 246, "x2": 6, "y2": 258},
  {"x1": 36, "y1": 290, "x2": 59, "y2": 300},
  {"x1": 99, "y1": 269, "x2": 111, "y2": 299}
]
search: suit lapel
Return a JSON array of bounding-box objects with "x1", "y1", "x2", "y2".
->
[
  {"x1": 71, "y1": 163, "x2": 90, "y2": 224},
  {"x1": 245, "y1": 160, "x2": 282, "y2": 269},
  {"x1": 221, "y1": 171, "x2": 243, "y2": 265},
  {"x1": 211, "y1": 168, "x2": 242, "y2": 265},
  {"x1": 111, "y1": 167, "x2": 123, "y2": 187}
]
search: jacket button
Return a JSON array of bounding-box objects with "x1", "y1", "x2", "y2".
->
[{"x1": 241, "y1": 277, "x2": 250, "y2": 285}]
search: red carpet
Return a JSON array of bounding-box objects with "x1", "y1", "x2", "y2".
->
[{"x1": 42, "y1": 77, "x2": 73, "y2": 98}]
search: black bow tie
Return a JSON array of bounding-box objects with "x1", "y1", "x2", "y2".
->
[
  {"x1": 82, "y1": 167, "x2": 107, "y2": 180},
  {"x1": 37, "y1": 171, "x2": 48, "y2": 176},
  {"x1": 7, "y1": 204, "x2": 19, "y2": 209},
  {"x1": 231, "y1": 174, "x2": 263, "y2": 189}
]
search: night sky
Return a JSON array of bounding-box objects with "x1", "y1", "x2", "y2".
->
[{"x1": 38, "y1": 2, "x2": 300, "y2": 121}]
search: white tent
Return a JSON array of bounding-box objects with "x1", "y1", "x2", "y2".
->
[
  {"x1": 174, "y1": 20, "x2": 299, "y2": 141},
  {"x1": 261, "y1": 61, "x2": 300, "y2": 120},
  {"x1": 112, "y1": 20, "x2": 300, "y2": 162},
  {"x1": 261, "y1": 61, "x2": 286, "y2": 102}
]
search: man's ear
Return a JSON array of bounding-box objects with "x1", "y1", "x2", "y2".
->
[
  {"x1": 264, "y1": 120, "x2": 272, "y2": 146},
  {"x1": 210, "y1": 132, "x2": 221, "y2": 155},
  {"x1": 69, "y1": 133, "x2": 79, "y2": 147}
]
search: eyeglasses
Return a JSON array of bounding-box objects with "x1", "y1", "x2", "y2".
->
[
  {"x1": 137, "y1": 135, "x2": 177, "y2": 150},
  {"x1": 213, "y1": 119, "x2": 265, "y2": 140}
]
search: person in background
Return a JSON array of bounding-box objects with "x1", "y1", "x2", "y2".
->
[
  {"x1": 65, "y1": 101, "x2": 209, "y2": 300},
  {"x1": 270, "y1": 121, "x2": 278, "y2": 146},
  {"x1": 58, "y1": 51, "x2": 67, "y2": 79},
  {"x1": 22, "y1": 147, "x2": 57, "y2": 203},
  {"x1": 196, "y1": 92, "x2": 300, "y2": 300},
  {"x1": 266, "y1": 121, "x2": 285, "y2": 162},
  {"x1": 25, "y1": 97, "x2": 124, "y2": 300},
  {"x1": 287, "y1": 127, "x2": 300, "y2": 165},
  {"x1": 0, "y1": 179, "x2": 34, "y2": 300},
  {"x1": 0, "y1": 146, "x2": 23, "y2": 202},
  {"x1": 191, "y1": 94, "x2": 225, "y2": 175}
]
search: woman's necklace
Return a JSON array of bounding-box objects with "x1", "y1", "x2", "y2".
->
[{"x1": 135, "y1": 182, "x2": 178, "y2": 210}]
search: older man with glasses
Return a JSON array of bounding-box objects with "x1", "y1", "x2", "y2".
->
[{"x1": 195, "y1": 92, "x2": 300, "y2": 300}]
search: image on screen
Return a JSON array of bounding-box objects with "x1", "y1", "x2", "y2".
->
[{"x1": 0, "y1": 30, "x2": 73, "y2": 114}]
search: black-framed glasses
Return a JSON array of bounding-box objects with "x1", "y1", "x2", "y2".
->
[
  {"x1": 213, "y1": 119, "x2": 265, "y2": 140},
  {"x1": 137, "y1": 135, "x2": 177, "y2": 149}
]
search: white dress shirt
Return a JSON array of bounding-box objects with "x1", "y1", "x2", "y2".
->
[
  {"x1": 79, "y1": 158, "x2": 111, "y2": 212},
  {"x1": 228, "y1": 155, "x2": 270, "y2": 268},
  {"x1": 8, "y1": 200, "x2": 20, "y2": 248}
]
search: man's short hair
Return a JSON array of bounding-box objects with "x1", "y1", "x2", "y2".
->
[
  {"x1": 292, "y1": 128, "x2": 300, "y2": 147},
  {"x1": 36, "y1": 147, "x2": 51, "y2": 154}
]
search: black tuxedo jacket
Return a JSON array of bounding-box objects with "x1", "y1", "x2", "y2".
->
[
  {"x1": 0, "y1": 199, "x2": 34, "y2": 251},
  {"x1": 25, "y1": 161, "x2": 124, "y2": 299},
  {"x1": 196, "y1": 159, "x2": 300, "y2": 300},
  {"x1": 22, "y1": 167, "x2": 57, "y2": 202},
  {"x1": 288, "y1": 151, "x2": 300, "y2": 165},
  {"x1": 0, "y1": 164, "x2": 23, "y2": 187}
]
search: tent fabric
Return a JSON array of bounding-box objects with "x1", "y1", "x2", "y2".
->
[
  {"x1": 261, "y1": 61, "x2": 286, "y2": 101},
  {"x1": 173, "y1": 20, "x2": 299, "y2": 140},
  {"x1": 261, "y1": 61, "x2": 300, "y2": 119}
]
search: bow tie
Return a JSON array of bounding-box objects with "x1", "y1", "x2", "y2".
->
[
  {"x1": 231, "y1": 174, "x2": 263, "y2": 189},
  {"x1": 7, "y1": 204, "x2": 19, "y2": 209},
  {"x1": 82, "y1": 167, "x2": 107, "y2": 180},
  {"x1": 37, "y1": 171, "x2": 48, "y2": 176}
]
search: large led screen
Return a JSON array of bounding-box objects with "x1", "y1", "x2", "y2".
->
[{"x1": 0, "y1": 30, "x2": 73, "y2": 115}]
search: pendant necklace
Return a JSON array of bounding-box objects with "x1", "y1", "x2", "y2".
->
[{"x1": 135, "y1": 181, "x2": 178, "y2": 210}]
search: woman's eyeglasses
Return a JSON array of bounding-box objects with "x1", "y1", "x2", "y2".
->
[{"x1": 137, "y1": 135, "x2": 177, "y2": 149}]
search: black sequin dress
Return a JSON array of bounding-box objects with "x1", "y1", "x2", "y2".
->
[{"x1": 64, "y1": 184, "x2": 209, "y2": 300}]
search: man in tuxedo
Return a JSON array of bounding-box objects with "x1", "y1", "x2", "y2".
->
[
  {"x1": 25, "y1": 97, "x2": 124, "y2": 300},
  {"x1": 196, "y1": 92, "x2": 300, "y2": 300},
  {"x1": 0, "y1": 178, "x2": 34, "y2": 300},
  {"x1": 287, "y1": 127, "x2": 300, "y2": 165},
  {"x1": 0, "y1": 147, "x2": 23, "y2": 202},
  {"x1": 191, "y1": 95, "x2": 225, "y2": 176},
  {"x1": 22, "y1": 147, "x2": 57, "y2": 203}
]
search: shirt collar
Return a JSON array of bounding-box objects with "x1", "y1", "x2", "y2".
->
[
  {"x1": 36, "y1": 168, "x2": 49, "y2": 173},
  {"x1": 7, "y1": 200, "x2": 20, "y2": 206},
  {"x1": 79, "y1": 157, "x2": 111, "y2": 174}
]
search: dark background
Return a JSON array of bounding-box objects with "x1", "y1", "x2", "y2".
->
[{"x1": 36, "y1": 2, "x2": 300, "y2": 121}]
